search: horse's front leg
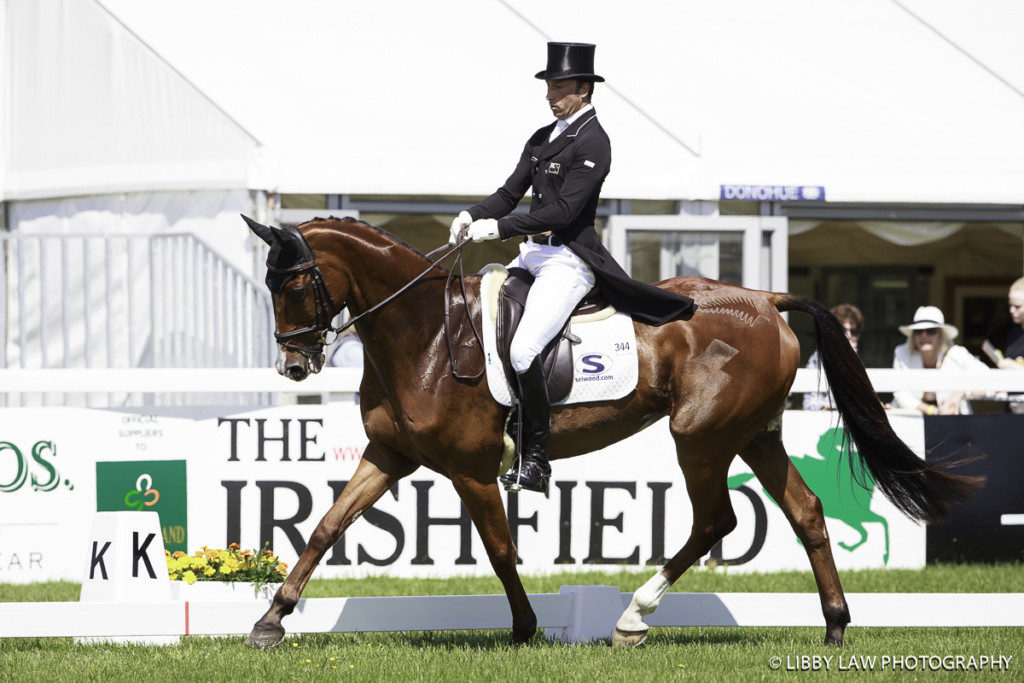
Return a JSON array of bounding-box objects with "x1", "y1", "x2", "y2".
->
[
  {"x1": 246, "y1": 443, "x2": 417, "y2": 649},
  {"x1": 451, "y1": 474, "x2": 537, "y2": 645}
]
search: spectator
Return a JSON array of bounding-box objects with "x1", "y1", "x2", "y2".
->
[
  {"x1": 329, "y1": 329, "x2": 364, "y2": 404},
  {"x1": 998, "y1": 277, "x2": 1024, "y2": 369},
  {"x1": 329, "y1": 329, "x2": 364, "y2": 369},
  {"x1": 891, "y1": 306, "x2": 987, "y2": 415},
  {"x1": 803, "y1": 303, "x2": 864, "y2": 411}
]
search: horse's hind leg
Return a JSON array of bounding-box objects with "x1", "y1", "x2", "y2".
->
[
  {"x1": 614, "y1": 439, "x2": 737, "y2": 647},
  {"x1": 246, "y1": 443, "x2": 417, "y2": 649},
  {"x1": 451, "y1": 474, "x2": 537, "y2": 645},
  {"x1": 740, "y1": 429, "x2": 851, "y2": 645}
]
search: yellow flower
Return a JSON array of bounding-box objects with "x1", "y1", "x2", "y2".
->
[
  {"x1": 171, "y1": 550, "x2": 186, "y2": 559},
  {"x1": 219, "y1": 565, "x2": 235, "y2": 575},
  {"x1": 204, "y1": 567, "x2": 216, "y2": 577},
  {"x1": 169, "y1": 573, "x2": 178, "y2": 580},
  {"x1": 182, "y1": 570, "x2": 197, "y2": 585}
]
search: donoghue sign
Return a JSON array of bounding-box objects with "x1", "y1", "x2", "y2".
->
[{"x1": 0, "y1": 405, "x2": 927, "y2": 582}]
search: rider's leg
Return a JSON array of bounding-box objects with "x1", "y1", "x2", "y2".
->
[
  {"x1": 502, "y1": 355, "x2": 551, "y2": 492},
  {"x1": 500, "y1": 247, "x2": 595, "y2": 493}
]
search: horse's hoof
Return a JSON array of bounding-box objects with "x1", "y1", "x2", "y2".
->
[
  {"x1": 824, "y1": 632, "x2": 845, "y2": 647},
  {"x1": 245, "y1": 622, "x2": 285, "y2": 649},
  {"x1": 510, "y1": 625, "x2": 537, "y2": 646},
  {"x1": 611, "y1": 627, "x2": 649, "y2": 648}
]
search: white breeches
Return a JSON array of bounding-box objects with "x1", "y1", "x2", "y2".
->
[{"x1": 505, "y1": 240, "x2": 596, "y2": 374}]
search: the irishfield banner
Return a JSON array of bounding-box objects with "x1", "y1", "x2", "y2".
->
[{"x1": 0, "y1": 405, "x2": 930, "y2": 582}]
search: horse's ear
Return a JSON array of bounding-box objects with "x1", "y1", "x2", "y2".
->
[
  {"x1": 242, "y1": 214, "x2": 276, "y2": 245},
  {"x1": 276, "y1": 224, "x2": 310, "y2": 256}
]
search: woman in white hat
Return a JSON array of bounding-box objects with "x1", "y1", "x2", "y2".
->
[{"x1": 891, "y1": 305, "x2": 988, "y2": 415}]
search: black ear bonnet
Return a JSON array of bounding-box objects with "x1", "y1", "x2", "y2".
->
[
  {"x1": 264, "y1": 225, "x2": 316, "y2": 293},
  {"x1": 241, "y1": 215, "x2": 316, "y2": 293}
]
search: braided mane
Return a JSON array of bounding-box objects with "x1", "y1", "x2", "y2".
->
[{"x1": 299, "y1": 215, "x2": 434, "y2": 263}]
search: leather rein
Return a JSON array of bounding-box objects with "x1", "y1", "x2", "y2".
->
[{"x1": 272, "y1": 228, "x2": 483, "y2": 380}]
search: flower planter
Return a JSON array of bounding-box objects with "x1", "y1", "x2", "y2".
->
[{"x1": 169, "y1": 581, "x2": 281, "y2": 601}]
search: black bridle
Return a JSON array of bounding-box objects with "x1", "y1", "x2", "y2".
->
[
  {"x1": 271, "y1": 226, "x2": 479, "y2": 377},
  {"x1": 268, "y1": 256, "x2": 340, "y2": 358}
]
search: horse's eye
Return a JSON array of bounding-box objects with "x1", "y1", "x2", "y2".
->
[{"x1": 285, "y1": 287, "x2": 306, "y2": 303}]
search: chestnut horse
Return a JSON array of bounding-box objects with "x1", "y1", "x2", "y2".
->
[{"x1": 242, "y1": 215, "x2": 977, "y2": 649}]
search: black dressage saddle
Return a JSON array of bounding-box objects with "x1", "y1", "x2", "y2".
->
[{"x1": 495, "y1": 267, "x2": 608, "y2": 404}]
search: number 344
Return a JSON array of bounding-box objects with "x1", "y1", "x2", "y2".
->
[{"x1": 615, "y1": 342, "x2": 630, "y2": 352}]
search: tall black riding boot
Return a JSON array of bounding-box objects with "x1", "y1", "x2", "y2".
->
[{"x1": 499, "y1": 357, "x2": 552, "y2": 494}]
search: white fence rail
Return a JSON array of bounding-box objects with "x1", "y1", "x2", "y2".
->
[
  {"x1": 0, "y1": 368, "x2": 1023, "y2": 395},
  {"x1": 2, "y1": 589, "x2": 1022, "y2": 640},
  {"x1": 0, "y1": 232, "x2": 275, "y2": 407}
]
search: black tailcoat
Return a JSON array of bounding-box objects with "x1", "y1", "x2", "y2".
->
[{"x1": 468, "y1": 108, "x2": 695, "y2": 326}]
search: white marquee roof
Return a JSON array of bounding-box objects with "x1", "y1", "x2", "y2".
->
[{"x1": 3, "y1": 0, "x2": 1024, "y2": 203}]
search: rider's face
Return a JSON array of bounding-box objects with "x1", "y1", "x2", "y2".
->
[{"x1": 546, "y1": 79, "x2": 588, "y2": 120}]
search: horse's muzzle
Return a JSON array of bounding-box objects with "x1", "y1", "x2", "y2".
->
[{"x1": 277, "y1": 348, "x2": 325, "y2": 381}]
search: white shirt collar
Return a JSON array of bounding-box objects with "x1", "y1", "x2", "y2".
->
[
  {"x1": 550, "y1": 104, "x2": 593, "y2": 141},
  {"x1": 561, "y1": 103, "x2": 594, "y2": 127}
]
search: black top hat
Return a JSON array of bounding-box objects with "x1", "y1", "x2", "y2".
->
[{"x1": 534, "y1": 42, "x2": 605, "y2": 82}]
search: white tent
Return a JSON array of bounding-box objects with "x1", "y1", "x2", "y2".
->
[{"x1": 3, "y1": 0, "x2": 1024, "y2": 204}]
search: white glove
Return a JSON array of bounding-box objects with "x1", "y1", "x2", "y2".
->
[
  {"x1": 449, "y1": 211, "x2": 473, "y2": 245},
  {"x1": 468, "y1": 219, "x2": 500, "y2": 242}
]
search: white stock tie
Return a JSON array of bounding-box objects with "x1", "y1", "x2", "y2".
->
[{"x1": 549, "y1": 119, "x2": 569, "y2": 142}]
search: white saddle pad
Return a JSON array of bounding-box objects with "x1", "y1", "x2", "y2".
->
[{"x1": 479, "y1": 265, "x2": 639, "y2": 407}]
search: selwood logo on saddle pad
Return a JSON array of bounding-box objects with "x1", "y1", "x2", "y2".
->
[{"x1": 479, "y1": 265, "x2": 638, "y2": 406}]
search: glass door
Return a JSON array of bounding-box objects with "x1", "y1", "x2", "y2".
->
[{"x1": 605, "y1": 215, "x2": 788, "y2": 292}]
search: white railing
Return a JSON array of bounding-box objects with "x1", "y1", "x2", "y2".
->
[
  {"x1": 791, "y1": 368, "x2": 1024, "y2": 394},
  {"x1": 1, "y1": 588, "x2": 1021, "y2": 640},
  {"x1": 1, "y1": 368, "x2": 1022, "y2": 396},
  {"x1": 0, "y1": 232, "x2": 275, "y2": 407},
  {"x1": 0, "y1": 367, "x2": 362, "y2": 394}
]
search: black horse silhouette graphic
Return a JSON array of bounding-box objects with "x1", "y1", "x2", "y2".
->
[{"x1": 729, "y1": 427, "x2": 890, "y2": 564}]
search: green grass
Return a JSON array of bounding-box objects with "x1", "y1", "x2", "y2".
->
[{"x1": 1, "y1": 565, "x2": 1022, "y2": 681}]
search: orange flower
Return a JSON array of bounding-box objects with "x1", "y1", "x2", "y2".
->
[{"x1": 228, "y1": 542, "x2": 240, "y2": 550}]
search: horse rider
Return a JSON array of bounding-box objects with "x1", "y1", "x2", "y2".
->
[{"x1": 450, "y1": 42, "x2": 696, "y2": 493}]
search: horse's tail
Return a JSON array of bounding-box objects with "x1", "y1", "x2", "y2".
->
[{"x1": 771, "y1": 292, "x2": 983, "y2": 523}]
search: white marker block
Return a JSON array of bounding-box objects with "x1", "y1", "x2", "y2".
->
[
  {"x1": 545, "y1": 585, "x2": 624, "y2": 644},
  {"x1": 78, "y1": 511, "x2": 176, "y2": 645}
]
